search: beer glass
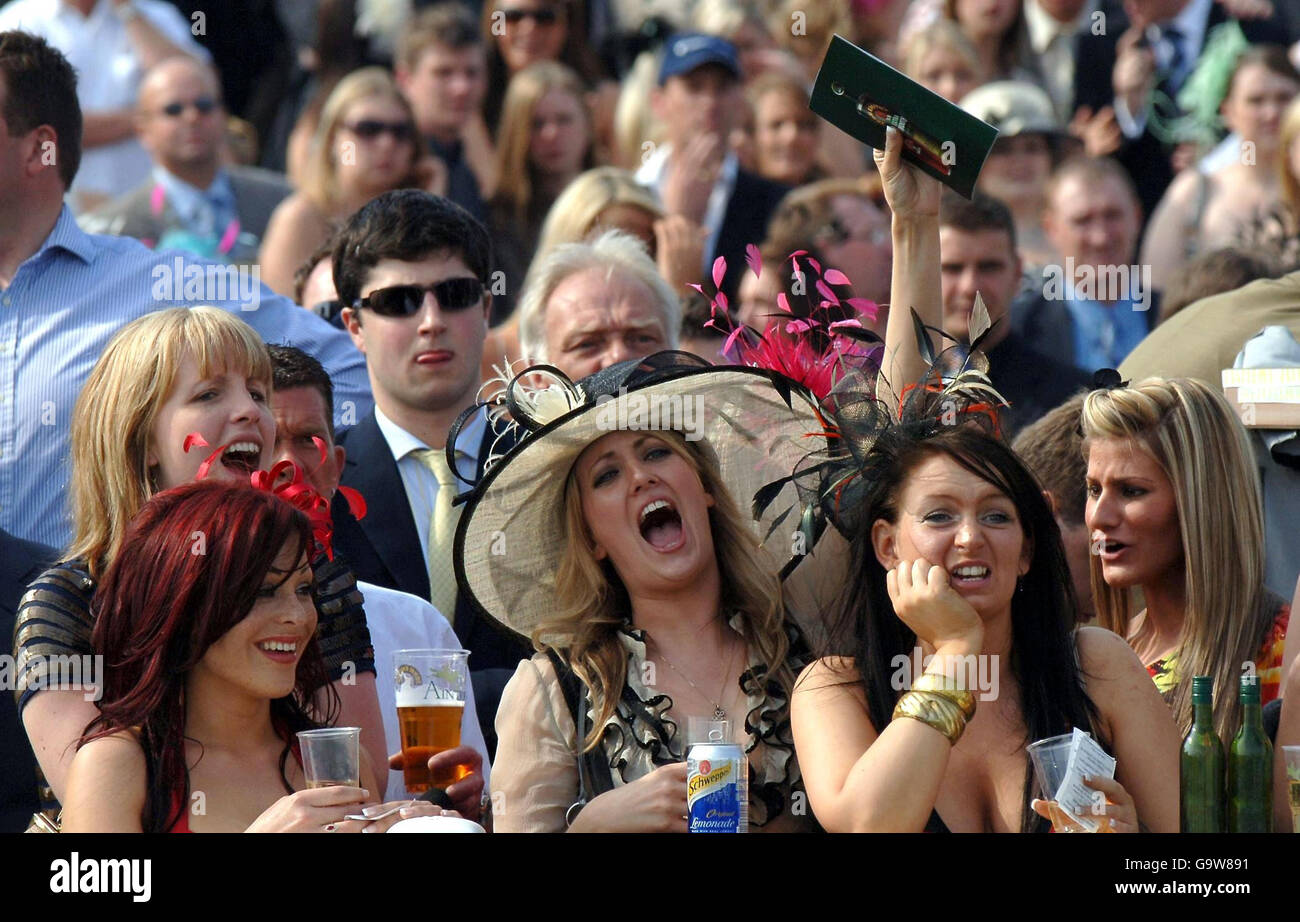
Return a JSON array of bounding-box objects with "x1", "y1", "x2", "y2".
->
[
  {"x1": 392, "y1": 649, "x2": 469, "y2": 792},
  {"x1": 297, "y1": 727, "x2": 361, "y2": 788}
]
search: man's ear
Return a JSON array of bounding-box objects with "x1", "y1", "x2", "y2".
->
[
  {"x1": 341, "y1": 306, "x2": 365, "y2": 353},
  {"x1": 1042, "y1": 489, "x2": 1058, "y2": 517},
  {"x1": 870, "y1": 518, "x2": 898, "y2": 570},
  {"x1": 27, "y1": 125, "x2": 57, "y2": 179}
]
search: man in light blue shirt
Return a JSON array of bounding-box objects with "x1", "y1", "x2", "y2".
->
[{"x1": 0, "y1": 31, "x2": 370, "y2": 548}]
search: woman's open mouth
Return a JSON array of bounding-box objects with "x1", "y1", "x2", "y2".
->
[
  {"x1": 638, "y1": 498, "x2": 685, "y2": 552},
  {"x1": 221, "y1": 441, "x2": 262, "y2": 475}
]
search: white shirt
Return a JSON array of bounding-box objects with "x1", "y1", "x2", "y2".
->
[
  {"x1": 1113, "y1": 0, "x2": 1211, "y2": 139},
  {"x1": 0, "y1": 0, "x2": 210, "y2": 210},
  {"x1": 1025, "y1": 0, "x2": 1096, "y2": 120},
  {"x1": 636, "y1": 144, "x2": 739, "y2": 275},
  {"x1": 373, "y1": 405, "x2": 485, "y2": 554},
  {"x1": 360, "y1": 579, "x2": 492, "y2": 799}
]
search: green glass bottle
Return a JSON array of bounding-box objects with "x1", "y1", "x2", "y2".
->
[
  {"x1": 1180, "y1": 676, "x2": 1223, "y2": 833},
  {"x1": 1227, "y1": 674, "x2": 1272, "y2": 833}
]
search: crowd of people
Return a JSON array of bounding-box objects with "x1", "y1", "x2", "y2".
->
[{"x1": 3, "y1": 0, "x2": 1300, "y2": 835}]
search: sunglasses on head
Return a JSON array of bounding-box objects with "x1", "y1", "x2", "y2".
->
[
  {"x1": 354, "y1": 278, "x2": 484, "y2": 316},
  {"x1": 501, "y1": 7, "x2": 560, "y2": 26},
  {"x1": 344, "y1": 120, "x2": 415, "y2": 142},
  {"x1": 161, "y1": 97, "x2": 218, "y2": 117}
]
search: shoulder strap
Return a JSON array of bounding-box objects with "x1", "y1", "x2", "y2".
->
[{"x1": 545, "y1": 650, "x2": 615, "y2": 817}]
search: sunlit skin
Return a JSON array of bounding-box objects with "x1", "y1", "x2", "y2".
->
[
  {"x1": 980, "y1": 133, "x2": 1052, "y2": 210},
  {"x1": 495, "y1": 0, "x2": 567, "y2": 75},
  {"x1": 341, "y1": 252, "x2": 491, "y2": 428},
  {"x1": 189, "y1": 544, "x2": 316, "y2": 704},
  {"x1": 736, "y1": 265, "x2": 782, "y2": 331},
  {"x1": 298, "y1": 257, "x2": 336, "y2": 313},
  {"x1": 271, "y1": 386, "x2": 344, "y2": 499},
  {"x1": 334, "y1": 95, "x2": 417, "y2": 199},
  {"x1": 938, "y1": 226, "x2": 1021, "y2": 346},
  {"x1": 1222, "y1": 62, "x2": 1300, "y2": 156},
  {"x1": 1084, "y1": 437, "x2": 1184, "y2": 595},
  {"x1": 541, "y1": 266, "x2": 668, "y2": 379},
  {"x1": 915, "y1": 45, "x2": 981, "y2": 103},
  {"x1": 871, "y1": 454, "x2": 1031, "y2": 628},
  {"x1": 136, "y1": 58, "x2": 225, "y2": 183},
  {"x1": 1043, "y1": 173, "x2": 1141, "y2": 287},
  {"x1": 397, "y1": 43, "x2": 487, "y2": 143},
  {"x1": 528, "y1": 88, "x2": 590, "y2": 182},
  {"x1": 654, "y1": 64, "x2": 742, "y2": 150},
  {"x1": 753, "y1": 89, "x2": 819, "y2": 186},
  {"x1": 146, "y1": 354, "x2": 276, "y2": 489},
  {"x1": 575, "y1": 432, "x2": 717, "y2": 597}
]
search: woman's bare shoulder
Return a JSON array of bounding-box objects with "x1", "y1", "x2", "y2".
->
[{"x1": 796, "y1": 656, "x2": 863, "y2": 696}]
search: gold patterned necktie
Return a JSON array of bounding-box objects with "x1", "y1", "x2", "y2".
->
[{"x1": 415, "y1": 447, "x2": 465, "y2": 628}]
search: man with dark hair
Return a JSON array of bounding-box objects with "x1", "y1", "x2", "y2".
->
[
  {"x1": 267, "y1": 344, "x2": 492, "y2": 812},
  {"x1": 938, "y1": 189, "x2": 1090, "y2": 439},
  {"x1": 330, "y1": 189, "x2": 528, "y2": 757},
  {"x1": 0, "y1": 2, "x2": 212, "y2": 212},
  {"x1": 394, "y1": 2, "x2": 488, "y2": 222},
  {"x1": 1011, "y1": 394, "x2": 1094, "y2": 622},
  {"x1": 0, "y1": 31, "x2": 369, "y2": 549}
]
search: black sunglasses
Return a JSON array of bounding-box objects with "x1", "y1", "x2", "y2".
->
[
  {"x1": 501, "y1": 7, "x2": 560, "y2": 26},
  {"x1": 344, "y1": 120, "x2": 415, "y2": 142},
  {"x1": 354, "y1": 279, "x2": 484, "y2": 316},
  {"x1": 161, "y1": 96, "x2": 218, "y2": 117}
]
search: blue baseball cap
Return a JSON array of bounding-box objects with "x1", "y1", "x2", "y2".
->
[{"x1": 658, "y1": 32, "x2": 742, "y2": 85}]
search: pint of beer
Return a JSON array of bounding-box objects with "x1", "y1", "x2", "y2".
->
[{"x1": 393, "y1": 649, "x2": 469, "y2": 792}]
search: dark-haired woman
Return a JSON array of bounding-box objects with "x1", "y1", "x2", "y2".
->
[
  {"x1": 60, "y1": 482, "x2": 434, "y2": 833},
  {"x1": 789, "y1": 128, "x2": 1180, "y2": 833}
]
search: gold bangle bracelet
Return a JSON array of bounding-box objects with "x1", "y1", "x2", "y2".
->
[
  {"x1": 891, "y1": 690, "x2": 967, "y2": 745},
  {"x1": 911, "y1": 673, "x2": 977, "y2": 720}
]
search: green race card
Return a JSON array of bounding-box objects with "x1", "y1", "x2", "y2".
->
[{"x1": 809, "y1": 34, "x2": 999, "y2": 198}]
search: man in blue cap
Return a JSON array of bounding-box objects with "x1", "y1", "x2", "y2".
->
[{"x1": 637, "y1": 32, "x2": 788, "y2": 304}]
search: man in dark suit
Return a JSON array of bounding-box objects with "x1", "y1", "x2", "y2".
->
[
  {"x1": 330, "y1": 190, "x2": 530, "y2": 756},
  {"x1": 939, "y1": 191, "x2": 1091, "y2": 440},
  {"x1": 1072, "y1": 0, "x2": 1296, "y2": 219},
  {"x1": 81, "y1": 56, "x2": 290, "y2": 263},
  {"x1": 637, "y1": 33, "x2": 788, "y2": 303},
  {"x1": 1, "y1": 528, "x2": 54, "y2": 832}
]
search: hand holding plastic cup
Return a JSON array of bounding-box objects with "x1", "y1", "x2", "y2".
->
[
  {"x1": 1027, "y1": 732, "x2": 1109, "y2": 833},
  {"x1": 297, "y1": 727, "x2": 361, "y2": 788}
]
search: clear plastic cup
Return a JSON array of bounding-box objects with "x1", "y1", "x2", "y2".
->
[{"x1": 297, "y1": 727, "x2": 361, "y2": 788}]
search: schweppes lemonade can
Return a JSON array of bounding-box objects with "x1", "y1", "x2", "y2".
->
[{"x1": 686, "y1": 718, "x2": 748, "y2": 833}]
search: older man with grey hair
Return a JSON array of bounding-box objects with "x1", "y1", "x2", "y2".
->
[{"x1": 517, "y1": 229, "x2": 683, "y2": 380}]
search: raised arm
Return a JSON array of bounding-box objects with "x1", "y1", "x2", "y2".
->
[{"x1": 874, "y1": 126, "x2": 942, "y2": 412}]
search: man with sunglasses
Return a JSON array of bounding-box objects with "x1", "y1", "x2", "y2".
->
[
  {"x1": 0, "y1": 0, "x2": 212, "y2": 214},
  {"x1": 82, "y1": 56, "x2": 290, "y2": 262},
  {"x1": 330, "y1": 189, "x2": 531, "y2": 758}
]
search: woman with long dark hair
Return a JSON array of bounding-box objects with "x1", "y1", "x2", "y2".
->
[{"x1": 60, "y1": 481, "x2": 431, "y2": 832}]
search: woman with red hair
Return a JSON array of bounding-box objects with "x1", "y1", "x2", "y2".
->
[{"x1": 59, "y1": 481, "x2": 434, "y2": 832}]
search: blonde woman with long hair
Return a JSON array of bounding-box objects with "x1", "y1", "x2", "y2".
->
[
  {"x1": 260, "y1": 68, "x2": 432, "y2": 297},
  {"x1": 487, "y1": 60, "x2": 594, "y2": 323},
  {"x1": 454, "y1": 352, "x2": 830, "y2": 832},
  {"x1": 14, "y1": 308, "x2": 387, "y2": 822},
  {"x1": 1082, "y1": 377, "x2": 1292, "y2": 742}
]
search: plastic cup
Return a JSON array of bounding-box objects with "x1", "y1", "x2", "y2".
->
[
  {"x1": 387, "y1": 815, "x2": 485, "y2": 834},
  {"x1": 297, "y1": 727, "x2": 361, "y2": 788},
  {"x1": 1283, "y1": 746, "x2": 1300, "y2": 833},
  {"x1": 1026, "y1": 732, "x2": 1101, "y2": 833}
]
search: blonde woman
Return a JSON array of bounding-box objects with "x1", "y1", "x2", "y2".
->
[
  {"x1": 901, "y1": 18, "x2": 984, "y2": 104},
  {"x1": 260, "y1": 68, "x2": 431, "y2": 297},
  {"x1": 1082, "y1": 377, "x2": 1292, "y2": 742},
  {"x1": 456, "y1": 356, "x2": 827, "y2": 832},
  {"x1": 14, "y1": 308, "x2": 386, "y2": 822},
  {"x1": 487, "y1": 61, "x2": 595, "y2": 322}
]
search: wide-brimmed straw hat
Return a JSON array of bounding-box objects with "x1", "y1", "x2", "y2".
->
[{"x1": 451, "y1": 352, "x2": 829, "y2": 639}]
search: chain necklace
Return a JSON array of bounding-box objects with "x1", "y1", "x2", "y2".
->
[{"x1": 647, "y1": 630, "x2": 741, "y2": 721}]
